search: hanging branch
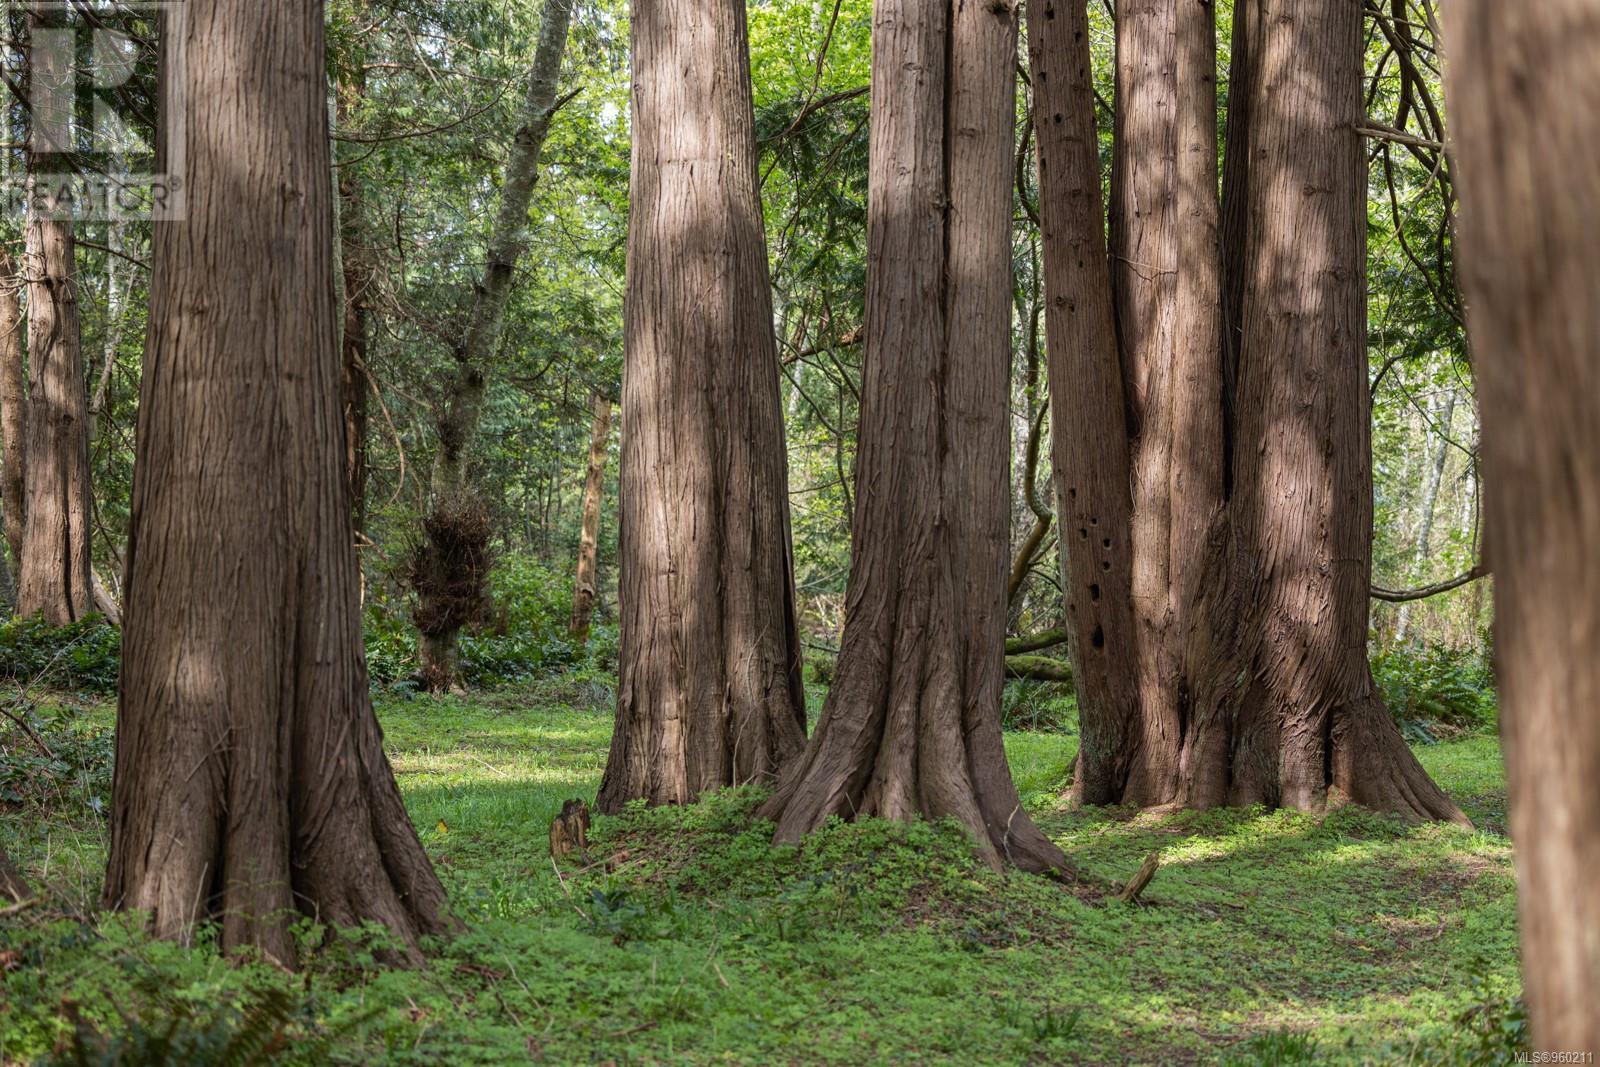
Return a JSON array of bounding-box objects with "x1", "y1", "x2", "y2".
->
[{"x1": 1371, "y1": 562, "x2": 1489, "y2": 603}]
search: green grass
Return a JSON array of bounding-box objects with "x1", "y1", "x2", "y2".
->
[{"x1": 1, "y1": 682, "x2": 1522, "y2": 1065}]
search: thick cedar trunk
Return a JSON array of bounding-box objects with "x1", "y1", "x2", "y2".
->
[
  {"x1": 1107, "y1": 0, "x2": 1226, "y2": 805},
  {"x1": 414, "y1": 0, "x2": 575, "y2": 688},
  {"x1": 759, "y1": 0, "x2": 1066, "y2": 875},
  {"x1": 1446, "y1": 2, "x2": 1600, "y2": 1048},
  {"x1": 1214, "y1": 0, "x2": 1458, "y2": 821},
  {"x1": 18, "y1": 207, "x2": 93, "y2": 625},
  {"x1": 1032, "y1": 0, "x2": 1462, "y2": 821},
  {"x1": 568, "y1": 391, "x2": 611, "y2": 644},
  {"x1": 599, "y1": 0, "x2": 805, "y2": 812},
  {"x1": 103, "y1": 0, "x2": 451, "y2": 965},
  {"x1": 0, "y1": 251, "x2": 24, "y2": 572}
]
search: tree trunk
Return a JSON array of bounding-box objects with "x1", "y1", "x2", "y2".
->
[
  {"x1": 88, "y1": 222, "x2": 127, "y2": 443},
  {"x1": 18, "y1": 205, "x2": 93, "y2": 625},
  {"x1": 1111, "y1": 0, "x2": 1227, "y2": 805},
  {"x1": 1031, "y1": 0, "x2": 1463, "y2": 822},
  {"x1": 568, "y1": 391, "x2": 611, "y2": 644},
  {"x1": 103, "y1": 0, "x2": 451, "y2": 966},
  {"x1": 0, "y1": 842, "x2": 28, "y2": 903},
  {"x1": 0, "y1": 250, "x2": 25, "y2": 574},
  {"x1": 758, "y1": 0, "x2": 1066, "y2": 876},
  {"x1": 1212, "y1": 0, "x2": 1459, "y2": 822},
  {"x1": 1395, "y1": 389, "x2": 1456, "y2": 642},
  {"x1": 1446, "y1": 1, "x2": 1600, "y2": 1049},
  {"x1": 413, "y1": 0, "x2": 576, "y2": 688},
  {"x1": 1028, "y1": 0, "x2": 1142, "y2": 806},
  {"x1": 599, "y1": 0, "x2": 806, "y2": 812}
]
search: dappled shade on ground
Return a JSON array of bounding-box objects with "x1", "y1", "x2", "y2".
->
[{"x1": 2, "y1": 689, "x2": 1519, "y2": 1064}]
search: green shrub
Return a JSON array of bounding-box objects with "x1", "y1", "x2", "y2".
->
[
  {"x1": 366, "y1": 555, "x2": 615, "y2": 689},
  {"x1": 0, "y1": 703, "x2": 114, "y2": 815},
  {"x1": 0, "y1": 614, "x2": 121, "y2": 694},
  {"x1": 1001, "y1": 679, "x2": 1077, "y2": 733},
  {"x1": 1373, "y1": 642, "x2": 1497, "y2": 740}
]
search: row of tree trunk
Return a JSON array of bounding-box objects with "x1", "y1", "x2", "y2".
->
[
  {"x1": 599, "y1": 0, "x2": 1599, "y2": 1044},
  {"x1": 603, "y1": 0, "x2": 1464, "y2": 852},
  {"x1": 18, "y1": 0, "x2": 1589, "y2": 1051}
]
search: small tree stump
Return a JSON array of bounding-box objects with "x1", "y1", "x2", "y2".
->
[{"x1": 1117, "y1": 851, "x2": 1160, "y2": 904}]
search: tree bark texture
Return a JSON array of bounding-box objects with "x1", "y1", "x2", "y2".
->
[
  {"x1": 0, "y1": 251, "x2": 25, "y2": 572},
  {"x1": 568, "y1": 391, "x2": 611, "y2": 644},
  {"x1": 18, "y1": 206, "x2": 93, "y2": 626},
  {"x1": 1446, "y1": 0, "x2": 1600, "y2": 1048},
  {"x1": 1031, "y1": 0, "x2": 1463, "y2": 821},
  {"x1": 414, "y1": 0, "x2": 576, "y2": 687},
  {"x1": 103, "y1": 0, "x2": 451, "y2": 966},
  {"x1": 759, "y1": 0, "x2": 1067, "y2": 875},
  {"x1": 599, "y1": 0, "x2": 806, "y2": 812}
]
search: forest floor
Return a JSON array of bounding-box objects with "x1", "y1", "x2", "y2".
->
[{"x1": 1, "y1": 681, "x2": 1522, "y2": 1065}]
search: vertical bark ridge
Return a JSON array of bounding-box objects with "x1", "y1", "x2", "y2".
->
[{"x1": 1029, "y1": 0, "x2": 1140, "y2": 807}]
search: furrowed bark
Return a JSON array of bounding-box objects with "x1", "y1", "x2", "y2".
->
[
  {"x1": 337, "y1": 45, "x2": 371, "y2": 538},
  {"x1": 1109, "y1": 0, "x2": 1227, "y2": 806},
  {"x1": 599, "y1": 0, "x2": 805, "y2": 812},
  {"x1": 103, "y1": 0, "x2": 451, "y2": 966},
  {"x1": 1445, "y1": 0, "x2": 1600, "y2": 1048},
  {"x1": 762, "y1": 0, "x2": 1067, "y2": 875},
  {"x1": 1028, "y1": 0, "x2": 1140, "y2": 805},
  {"x1": 1223, "y1": 0, "x2": 1460, "y2": 822},
  {"x1": 1031, "y1": 0, "x2": 1463, "y2": 823}
]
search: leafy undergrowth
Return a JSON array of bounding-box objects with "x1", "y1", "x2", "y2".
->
[{"x1": 2, "y1": 685, "x2": 1520, "y2": 1065}]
